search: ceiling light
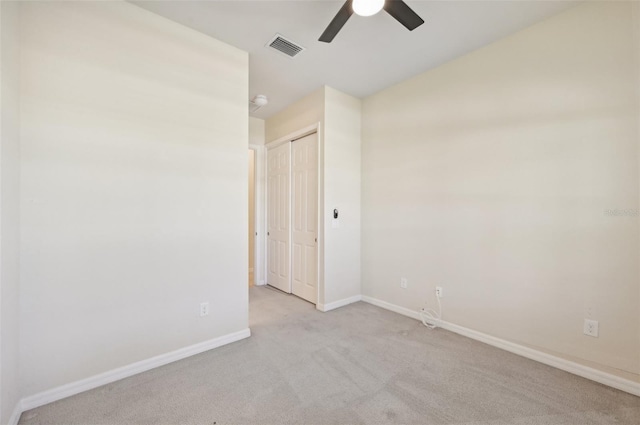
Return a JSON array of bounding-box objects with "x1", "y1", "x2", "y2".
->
[{"x1": 352, "y1": 0, "x2": 385, "y2": 17}]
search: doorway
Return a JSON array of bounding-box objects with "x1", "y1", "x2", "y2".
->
[
  {"x1": 266, "y1": 132, "x2": 319, "y2": 304},
  {"x1": 248, "y1": 149, "x2": 256, "y2": 287}
]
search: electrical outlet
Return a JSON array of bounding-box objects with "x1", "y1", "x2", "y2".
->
[
  {"x1": 400, "y1": 278, "x2": 408, "y2": 289},
  {"x1": 583, "y1": 319, "x2": 598, "y2": 337},
  {"x1": 200, "y1": 302, "x2": 210, "y2": 317},
  {"x1": 435, "y1": 287, "x2": 443, "y2": 298}
]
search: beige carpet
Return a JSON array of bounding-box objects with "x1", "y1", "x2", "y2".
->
[{"x1": 19, "y1": 286, "x2": 640, "y2": 424}]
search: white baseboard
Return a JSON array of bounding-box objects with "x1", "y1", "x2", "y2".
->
[
  {"x1": 19, "y1": 328, "x2": 251, "y2": 412},
  {"x1": 361, "y1": 296, "x2": 640, "y2": 397},
  {"x1": 317, "y1": 294, "x2": 362, "y2": 312},
  {"x1": 256, "y1": 279, "x2": 265, "y2": 286},
  {"x1": 8, "y1": 401, "x2": 22, "y2": 425},
  {"x1": 437, "y1": 321, "x2": 640, "y2": 397},
  {"x1": 361, "y1": 296, "x2": 422, "y2": 321}
]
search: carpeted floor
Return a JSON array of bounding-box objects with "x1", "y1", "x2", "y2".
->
[{"x1": 19, "y1": 286, "x2": 640, "y2": 424}]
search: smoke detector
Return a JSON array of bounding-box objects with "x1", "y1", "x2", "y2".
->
[{"x1": 250, "y1": 95, "x2": 268, "y2": 112}]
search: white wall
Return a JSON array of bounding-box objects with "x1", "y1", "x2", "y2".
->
[
  {"x1": 323, "y1": 87, "x2": 362, "y2": 304},
  {"x1": 0, "y1": 2, "x2": 22, "y2": 422},
  {"x1": 265, "y1": 87, "x2": 362, "y2": 306},
  {"x1": 249, "y1": 116, "x2": 265, "y2": 146},
  {"x1": 362, "y1": 1, "x2": 640, "y2": 382},
  {"x1": 19, "y1": 1, "x2": 249, "y2": 397}
]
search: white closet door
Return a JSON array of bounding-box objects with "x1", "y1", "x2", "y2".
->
[
  {"x1": 291, "y1": 133, "x2": 318, "y2": 303},
  {"x1": 267, "y1": 142, "x2": 291, "y2": 293}
]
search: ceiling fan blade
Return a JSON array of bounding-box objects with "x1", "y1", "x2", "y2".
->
[
  {"x1": 319, "y1": 0, "x2": 353, "y2": 43},
  {"x1": 384, "y1": 0, "x2": 424, "y2": 31}
]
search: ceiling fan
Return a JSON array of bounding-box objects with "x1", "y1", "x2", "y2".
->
[{"x1": 319, "y1": 0, "x2": 424, "y2": 43}]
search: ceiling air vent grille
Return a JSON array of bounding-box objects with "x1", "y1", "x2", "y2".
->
[{"x1": 267, "y1": 34, "x2": 305, "y2": 58}]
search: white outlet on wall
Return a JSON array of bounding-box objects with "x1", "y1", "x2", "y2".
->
[
  {"x1": 583, "y1": 319, "x2": 598, "y2": 337},
  {"x1": 200, "y1": 302, "x2": 210, "y2": 317},
  {"x1": 435, "y1": 287, "x2": 443, "y2": 298},
  {"x1": 400, "y1": 278, "x2": 408, "y2": 289}
]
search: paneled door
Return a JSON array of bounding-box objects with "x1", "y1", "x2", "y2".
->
[
  {"x1": 267, "y1": 142, "x2": 291, "y2": 293},
  {"x1": 291, "y1": 133, "x2": 318, "y2": 303}
]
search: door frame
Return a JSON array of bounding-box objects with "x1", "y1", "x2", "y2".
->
[
  {"x1": 265, "y1": 123, "x2": 322, "y2": 305},
  {"x1": 249, "y1": 144, "x2": 264, "y2": 286}
]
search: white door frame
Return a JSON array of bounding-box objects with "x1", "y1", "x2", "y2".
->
[
  {"x1": 265, "y1": 123, "x2": 322, "y2": 304},
  {"x1": 249, "y1": 144, "x2": 264, "y2": 286}
]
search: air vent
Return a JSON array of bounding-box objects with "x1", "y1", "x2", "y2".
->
[{"x1": 266, "y1": 34, "x2": 305, "y2": 58}]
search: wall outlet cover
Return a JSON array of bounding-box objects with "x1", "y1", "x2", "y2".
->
[{"x1": 583, "y1": 319, "x2": 598, "y2": 337}]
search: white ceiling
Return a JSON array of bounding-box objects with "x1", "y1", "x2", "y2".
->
[{"x1": 133, "y1": 1, "x2": 579, "y2": 119}]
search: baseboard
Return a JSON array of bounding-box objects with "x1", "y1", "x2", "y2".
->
[
  {"x1": 256, "y1": 279, "x2": 265, "y2": 286},
  {"x1": 361, "y1": 296, "x2": 640, "y2": 397},
  {"x1": 317, "y1": 294, "x2": 362, "y2": 312},
  {"x1": 437, "y1": 321, "x2": 640, "y2": 397},
  {"x1": 8, "y1": 401, "x2": 23, "y2": 425},
  {"x1": 20, "y1": 328, "x2": 251, "y2": 412},
  {"x1": 361, "y1": 296, "x2": 422, "y2": 321}
]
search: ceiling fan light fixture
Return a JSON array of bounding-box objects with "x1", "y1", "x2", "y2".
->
[
  {"x1": 319, "y1": 0, "x2": 423, "y2": 43},
  {"x1": 352, "y1": 0, "x2": 385, "y2": 17}
]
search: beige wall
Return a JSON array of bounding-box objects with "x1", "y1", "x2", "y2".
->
[
  {"x1": 0, "y1": 1, "x2": 22, "y2": 422},
  {"x1": 265, "y1": 88, "x2": 324, "y2": 143},
  {"x1": 362, "y1": 1, "x2": 640, "y2": 381},
  {"x1": 265, "y1": 87, "x2": 362, "y2": 306},
  {"x1": 19, "y1": 1, "x2": 249, "y2": 397}
]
